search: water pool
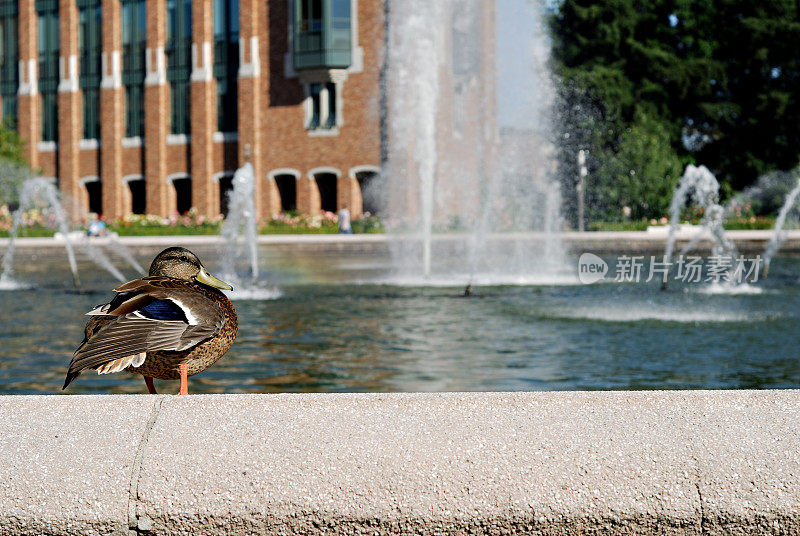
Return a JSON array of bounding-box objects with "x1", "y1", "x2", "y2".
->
[{"x1": 1, "y1": 245, "x2": 797, "y2": 394}]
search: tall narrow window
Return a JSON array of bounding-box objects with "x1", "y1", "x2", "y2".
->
[
  {"x1": 121, "y1": 0, "x2": 145, "y2": 137},
  {"x1": 166, "y1": 0, "x2": 191, "y2": 135},
  {"x1": 36, "y1": 0, "x2": 59, "y2": 142},
  {"x1": 308, "y1": 83, "x2": 321, "y2": 129},
  {"x1": 306, "y1": 81, "x2": 337, "y2": 132},
  {"x1": 325, "y1": 81, "x2": 336, "y2": 128},
  {"x1": 0, "y1": 1, "x2": 18, "y2": 127},
  {"x1": 213, "y1": 0, "x2": 238, "y2": 132},
  {"x1": 78, "y1": 0, "x2": 101, "y2": 140}
]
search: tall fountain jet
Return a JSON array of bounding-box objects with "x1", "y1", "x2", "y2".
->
[
  {"x1": 220, "y1": 162, "x2": 259, "y2": 282},
  {"x1": 383, "y1": 0, "x2": 566, "y2": 285}
]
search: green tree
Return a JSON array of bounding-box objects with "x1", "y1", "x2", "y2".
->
[
  {"x1": 589, "y1": 106, "x2": 683, "y2": 221},
  {"x1": 549, "y1": 0, "x2": 800, "y2": 223},
  {"x1": 0, "y1": 120, "x2": 27, "y2": 166},
  {"x1": 0, "y1": 121, "x2": 32, "y2": 206}
]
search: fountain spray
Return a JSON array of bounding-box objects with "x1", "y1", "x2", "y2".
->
[
  {"x1": 662, "y1": 165, "x2": 738, "y2": 290},
  {"x1": 0, "y1": 178, "x2": 80, "y2": 287},
  {"x1": 381, "y1": 0, "x2": 567, "y2": 285},
  {"x1": 220, "y1": 155, "x2": 259, "y2": 282},
  {"x1": 761, "y1": 172, "x2": 800, "y2": 278}
]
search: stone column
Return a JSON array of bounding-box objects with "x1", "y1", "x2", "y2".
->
[
  {"x1": 262, "y1": 176, "x2": 281, "y2": 218},
  {"x1": 297, "y1": 174, "x2": 321, "y2": 215},
  {"x1": 57, "y1": 0, "x2": 81, "y2": 210},
  {"x1": 17, "y1": 0, "x2": 38, "y2": 169},
  {"x1": 338, "y1": 174, "x2": 362, "y2": 216},
  {"x1": 99, "y1": 0, "x2": 125, "y2": 219},
  {"x1": 190, "y1": 0, "x2": 216, "y2": 217},
  {"x1": 237, "y1": 0, "x2": 263, "y2": 217},
  {"x1": 144, "y1": 0, "x2": 169, "y2": 216}
]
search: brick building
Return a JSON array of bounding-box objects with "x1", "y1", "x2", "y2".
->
[{"x1": 0, "y1": 0, "x2": 382, "y2": 219}]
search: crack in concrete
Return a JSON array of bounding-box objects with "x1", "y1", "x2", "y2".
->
[
  {"x1": 695, "y1": 473, "x2": 706, "y2": 534},
  {"x1": 128, "y1": 397, "x2": 164, "y2": 535}
]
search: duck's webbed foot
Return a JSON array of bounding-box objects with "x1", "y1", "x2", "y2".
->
[{"x1": 178, "y1": 363, "x2": 188, "y2": 395}]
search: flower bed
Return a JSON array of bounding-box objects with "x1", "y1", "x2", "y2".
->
[
  {"x1": 589, "y1": 216, "x2": 776, "y2": 232},
  {"x1": 0, "y1": 206, "x2": 386, "y2": 237}
]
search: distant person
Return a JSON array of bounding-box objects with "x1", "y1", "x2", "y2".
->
[
  {"x1": 87, "y1": 214, "x2": 107, "y2": 237},
  {"x1": 338, "y1": 205, "x2": 352, "y2": 234}
]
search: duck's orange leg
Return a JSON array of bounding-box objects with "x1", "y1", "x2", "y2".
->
[
  {"x1": 178, "y1": 363, "x2": 188, "y2": 395},
  {"x1": 144, "y1": 376, "x2": 157, "y2": 394}
]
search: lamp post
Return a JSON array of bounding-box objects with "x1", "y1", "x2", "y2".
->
[{"x1": 577, "y1": 150, "x2": 588, "y2": 232}]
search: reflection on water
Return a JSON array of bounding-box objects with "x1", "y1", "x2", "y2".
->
[{"x1": 0, "y1": 246, "x2": 798, "y2": 394}]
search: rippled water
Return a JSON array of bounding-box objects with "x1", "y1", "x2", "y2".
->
[{"x1": 1, "y1": 245, "x2": 798, "y2": 394}]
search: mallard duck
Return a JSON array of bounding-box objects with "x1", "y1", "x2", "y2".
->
[{"x1": 62, "y1": 247, "x2": 238, "y2": 394}]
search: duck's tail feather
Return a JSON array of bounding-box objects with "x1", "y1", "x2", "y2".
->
[{"x1": 62, "y1": 370, "x2": 81, "y2": 390}]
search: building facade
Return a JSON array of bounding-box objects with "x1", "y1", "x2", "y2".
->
[{"x1": 0, "y1": 0, "x2": 382, "y2": 218}]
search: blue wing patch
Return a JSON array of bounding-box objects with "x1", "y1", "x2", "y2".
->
[{"x1": 139, "y1": 299, "x2": 188, "y2": 322}]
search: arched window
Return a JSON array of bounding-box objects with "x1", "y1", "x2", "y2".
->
[
  {"x1": 351, "y1": 166, "x2": 381, "y2": 214},
  {"x1": 274, "y1": 174, "x2": 297, "y2": 212},
  {"x1": 314, "y1": 172, "x2": 337, "y2": 213},
  {"x1": 169, "y1": 175, "x2": 192, "y2": 214},
  {"x1": 125, "y1": 176, "x2": 146, "y2": 214},
  {"x1": 82, "y1": 177, "x2": 103, "y2": 215}
]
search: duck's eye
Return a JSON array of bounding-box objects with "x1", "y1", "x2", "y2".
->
[{"x1": 180, "y1": 255, "x2": 189, "y2": 262}]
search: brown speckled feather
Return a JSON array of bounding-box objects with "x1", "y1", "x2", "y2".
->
[{"x1": 63, "y1": 276, "x2": 237, "y2": 388}]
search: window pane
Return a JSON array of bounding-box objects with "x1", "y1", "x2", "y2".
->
[
  {"x1": 216, "y1": 76, "x2": 237, "y2": 132},
  {"x1": 309, "y1": 83, "x2": 321, "y2": 128},
  {"x1": 83, "y1": 88, "x2": 100, "y2": 139},
  {"x1": 230, "y1": 0, "x2": 238, "y2": 38},
  {"x1": 49, "y1": 14, "x2": 59, "y2": 52},
  {"x1": 9, "y1": 14, "x2": 15, "y2": 50},
  {"x1": 41, "y1": 92, "x2": 57, "y2": 141},
  {"x1": 300, "y1": 0, "x2": 309, "y2": 30},
  {"x1": 122, "y1": 3, "x2": 131, "y2": 44},
  {"x1": 79, "y1": 8, "x2": 86, "y2": 49},
  {"x1": 183, "y1": 0, "x2": 191, "y2": 38},
  {"x1": 326, "y1": 82, "x2": 336, "y2": 127},
  {"x1": 38, "y1": 17, "x2": 45, "y2": 54},
  {"x1": 125, "y1": 86, "x2": 133, "y2": 136},
  {"x1": 213, "y1": 0, "x2": 225, "y2": 38},
  {"x1": 93, "y1": 6, "x2": 101, "y2": 45},
  {"x1": 125, "y1": 85, "x2": 143, "y2": 137},
  {"x1": 311, "y1": 0, "x2": 322, "y2": 29},
  {"x1": 332, "y1": 0, "x2": 350, "y2": 19},
  {"x1": 137, "y1": 1, "x2": 146, "y2": 41},
  {"x1": 166, "y1": 0, "x2": 176, "y2": 41},
  {"x1": 170, "y1": 81, "x2": 189, "y2": 134}
]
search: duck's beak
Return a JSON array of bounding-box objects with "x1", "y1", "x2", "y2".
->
[{"x1": 195, "y1": 267, "x2": 234, "y2": 290}]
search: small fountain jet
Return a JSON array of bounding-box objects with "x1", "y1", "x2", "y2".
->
[
  {"x1": 1, "y1": 177, "x2": 144, "y2": 289},
  {"x1": 662, "y1": 165, "x2": 739, "y2": 290},
  {"x1": 761, "y1": 171, "x2": 800, "y2": 278}
]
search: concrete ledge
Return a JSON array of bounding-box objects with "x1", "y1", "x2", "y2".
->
[
  {"x1": 1, "y1": 230, "x2": 799, "y2": 255},
  {"x1": 0, "y1": 391, "x2": 798, "y2": 535}
]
